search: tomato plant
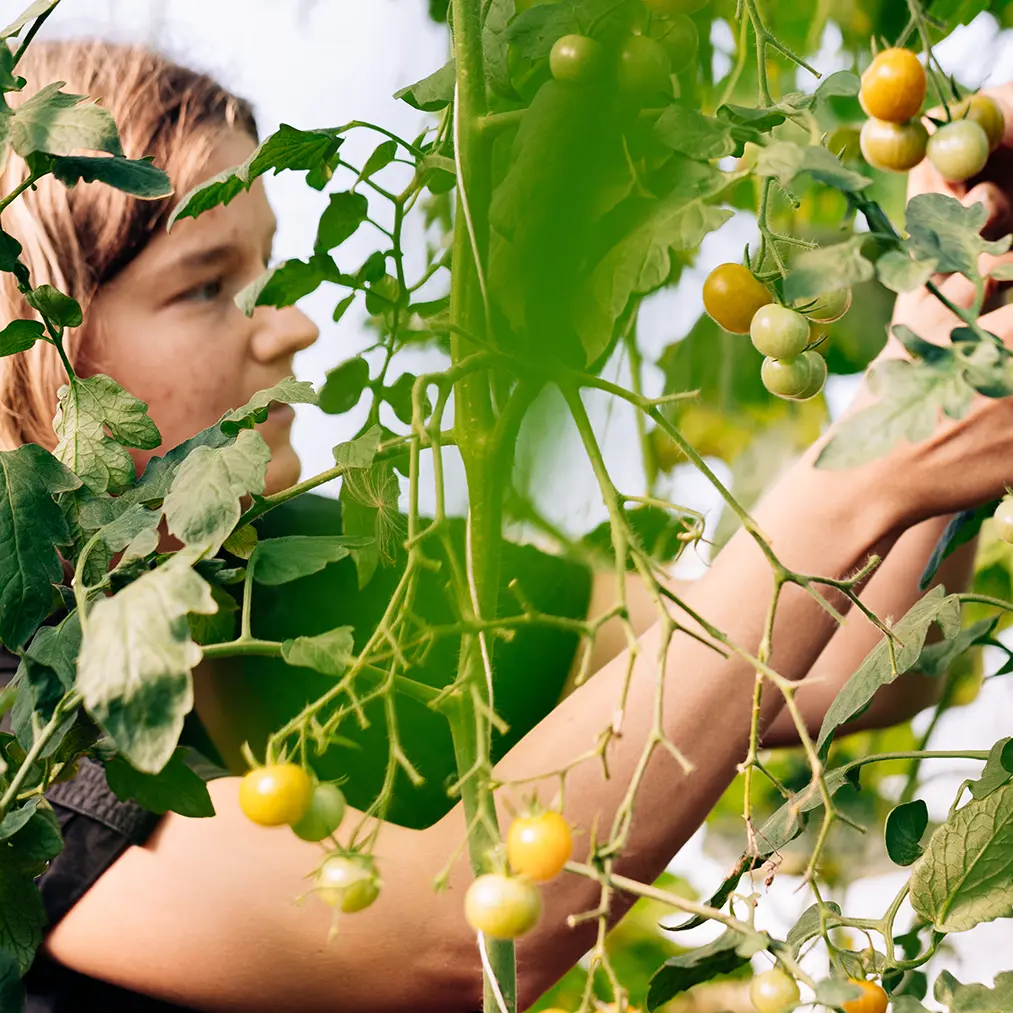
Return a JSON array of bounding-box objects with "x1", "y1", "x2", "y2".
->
[{"x1": 1, "y1": 2, "x2": 1013, "y2": 1013}]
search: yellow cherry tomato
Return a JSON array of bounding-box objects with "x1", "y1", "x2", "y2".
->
[
  {"x1": 859, "y1": 48, "x2": 926, "y2": 122},
  {"x1": 239, "y1": 763, "x2": 313, "y2": 827},
  {"x1": 315, "y1": 854, "x2": 381, "y2": 912},
  {"x1": 843, "y1": 979, "x2": 889, "y2": 1013},
  {"x1": 703, "y1": 263, "x2": 773, "y2": 334},
  {"x1": 750, "y1": 969, "x2": 801, "y2": 1013},
  {"x1": 507, "y1": 810, "x2": 573, "y2": 882},
  {"x1": 464, "y1": 873, "x2": 542, "y2": 939}
]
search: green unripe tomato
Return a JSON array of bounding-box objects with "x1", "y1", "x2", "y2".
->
[
  {"x1": 703, "y1": 263, "x2": 773, "y2": 333},
  {"x1": 464, "y1": 873, "x2": 542, "y2": 939},
  {"x1": 651, "y1": 14, "x2": 698, "y2": 72},
  {"x1": 549, "y1": 34, "x2": 604, "y2": 83},
  {"x1": 315, "y1": 854, "x2": 381, "y2": 913},
  {"x1": 795, "y1": 287, "x2": 852, "y2": 324},
  {"x1": 936, "y1": 93, "x2": 1006, "y2": 150},
  {"x1": 792, "y1": 349, "x2": 828, "y2": 401},
  {"x1": 761, "y1": 356, "x2": 812, "y2": 399},
  {"x1": 750, "y1": 305, "x2": 811, "y2": 359},
  {"x1": 860, "y1": 117, "x2": 928, "y2": 172},
  {"x1": 927, "y1": 119, "x2": 990, "y2": 182},
  {"x1": 644, "y1": 0, "x2": 708, "y2": 12},
  {"x1": 617, "y1": 35, "x2": 673, "y2": 105},
  {"x1": 291, "y1": 783, "x2": 347, "y2": 842},
  {"x1": 750, "y1": 969, "x2": 801, "y2": 1013},
  {"x1": 994, "y1": 498, "x2": 1013, "y2": 544}
]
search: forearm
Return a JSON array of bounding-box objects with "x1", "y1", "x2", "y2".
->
[
  {"x1": 761, "y1": 516, "x2": 978, "y2": 748},
  {"x1": 430, "y1": 445, "x2": 904, "y2": 1006}
]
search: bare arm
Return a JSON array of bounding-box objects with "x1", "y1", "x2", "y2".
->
[{"x1": 43, "y1": 444, "x2": 904, "y2": 1012}]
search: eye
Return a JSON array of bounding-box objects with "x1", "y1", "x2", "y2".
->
[{"x1": 182, "y1": 278, "x2": 224, "y2": 303}]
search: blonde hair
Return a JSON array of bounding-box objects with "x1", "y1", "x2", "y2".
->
[{"x1": 0, "y1": 40, "x2": 257, "y2": 450}]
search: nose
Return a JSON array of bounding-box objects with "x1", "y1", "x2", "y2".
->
[{"x1": 251, "y1": 305, "x2": 320, "y2": 363}]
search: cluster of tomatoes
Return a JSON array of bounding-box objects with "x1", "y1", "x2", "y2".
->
[
  {"x1": 464, "y1": 808, "x2": 573, "y2": 939},
  {"x1": 702, "y1": 262, "x2": 850, "y2": 400},
  {"x1": 750, "y1": 969, "x2": 888, "y2": 1013},
  {"x1": 858, "y1": 47, "x2": 1004, "y2": 180},
  {"x1": 541, "y1": 0, "x2": 707, "y2": 102},
  {"x1": 239, "y1": 762, "x2": 380, "y2": 913}
]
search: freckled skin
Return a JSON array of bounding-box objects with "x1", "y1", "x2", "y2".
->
[{"x1": 82, "y1": 130, "x2": 320, "y2": 496}]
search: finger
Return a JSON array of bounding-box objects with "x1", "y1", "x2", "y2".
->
[
  {"x1": 962, "y1": 181, "x2": 1012, "y2": 238},
  {"x1": 978, "y1": 301, "x2": 1013, "y2": 347},
  {"x1": 907, "y1": 156, "x2": 963, "y2": 202}
]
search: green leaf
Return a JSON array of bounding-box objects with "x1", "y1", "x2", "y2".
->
[
  {"x1": 886, "y1": 799, "x2": 930, "y2": 866},
  {"x1": 0, "y1": 444, "x2": 80, "y2": 648},
  {"x1": 332, "y1": 424, "x2": 383, "y2": 470},
  {"x1": 906, "y1": 193, "x2": 1011, "y2": 278},
  {"x1": 0, "y1": 946, "x2": 24, "y2": 1013},
  {"x1": 10, "y1": 82, "x2": 122, "y2": 157},
  {"x1": 0, "y1": 319, "x2": 42, "y2": 356},
  {"x1": 332, "y1": 293, "x2": 355, "y2": 323},
  {"x1": 220, "y1": 377, "x2": 318, "y2": 433},
  {"x1": 782, "y1": 235, "x2": 875, "y2": 303},
  {"x1": 339, "y1": 460, "x2": 400, "y2": 589},
  {"x1": 127, "y1": 423, "x2": 232, "y2": 506},
  {"x1": 754, "y1": 141, "x2": 872, "y2": 192},
  {"x1": 281, "y1": 626, "x2": 355, "y2": 677},
  {"x1": 716, "y1": 103, "x2": 787, "y2": 131},
  {"x1": 876, "y1": 248, "x2": 938, "y2": 294},
  {"x1": 810, "y1": 70, "x2": 861, "y2": 103},
  {"x1": 816, "y1": 355, "x2": 973, "y2": 470},
  {"x1": 105, "y1": 748, "x2": 215, "y2": 817},
  {"x1": 169, "y1": 124, "x2": 341, "y2": 226},
  {"x1": 26, "y1": 284, "x2": 81, "y2": 329},
  {"x1": 934, "y1": 971, "x2": 1013, "y2": 1012},
  {"x1": 319, "y1": 357, "x2": 370, "y2": 415},
  {"x1": 47, "y1": 153, "x2": 173, "y2": 198},
  {"x1": 164, "y1": 428, "x2": 271, "y2": 555},
  {"x1": 187, "y1": 581, "x2": 238, "y2": 646},
  {"x1": 78, "y1": 555, "x2": 216, "y2": 773},
  {"x1": 989, "y1": 262, "x2": 1013, "y2": 281},
  {"x1": 384, "y1": 372, "x2": 425, "y2": 425},
  {"x1": 647, "y1": 930, "x2": 753, "y2": 1009},
  {"x1": 0, "y1": 0, "x2": 59, "y2": 39},
  {"x1": 920, "y1": 503, "x2": 996, "y2": 590},
  {"x1": 574, "y1": 157, "x2": 732, "y2": 363},
  {"x1": 394, "y1": 60, "x2": 456, "y2": 111},
  {"x1": 53, "y1": 374, "x2": 160, "y2": 494},
  {"x1": 654, "y1": 104, "x2": 738, "y2": 160},
  {"x1": 816, "y1": 586, "x2": 961, "y2": 756},
  {"x1": 910, "y1": 783, "x2": 1013, "y2": 932},
  {"x1": 814, "y1": 979, "x2": 864, "y2": 1008},
  {"x1": 235, "y1": 257, "x2": 335, "y2": 316},
  {"x1": 5, "y1": 806, "x2": 61, "y2": 876},
  {"x1": 251, "y1": 536, "x2": 371, "y2": 586},
  {"x1": 0, "y1": 800, "x2": 39, "y2": 842},
  {"x1": 786, "y1": 901, "x2": 842, "y2": 957},
  {"x1": 357, "y1": 139, "x2": 397, "y2": 183},
  {"x1": 915, "y1": 617, "x2": 996, "y2": 679},
  {"x1": 315, "y1": 190, "x2": 369, "y2": 254},
  {"x1": 968, "y1": 738, "x2": 1013, "y2": 801},
  {"x1": 0, "y1": 857, "x2": 45, "y2": 973},
  {"x1": 223, "y1": 525, "x2": 258, "y2": 560}
]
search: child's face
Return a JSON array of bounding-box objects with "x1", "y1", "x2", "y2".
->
[{"x1": 82, "y1": 129, "x2": 319, "y2": 495}]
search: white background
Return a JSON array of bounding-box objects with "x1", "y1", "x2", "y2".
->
[{"x1": 27, "y1": 1, "x2": 1013, "y2": 1005}]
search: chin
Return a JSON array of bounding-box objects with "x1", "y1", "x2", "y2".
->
[{"x1": 264, "y1": 445, "x2": 302, "y2": 496}]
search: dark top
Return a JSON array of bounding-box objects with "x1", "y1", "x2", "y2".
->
[{"x1": 1, "y1": 494, "x2": 592, "y2": 1012}]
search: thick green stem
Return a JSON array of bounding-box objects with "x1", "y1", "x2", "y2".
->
[{"x1": 446, "y1": 1, "x2": 516, "y2": 1009}]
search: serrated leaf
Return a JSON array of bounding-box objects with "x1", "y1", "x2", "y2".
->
[
  {"x1": 251, "y1": 535, "x2": 370, "y2": 586},
  {"x1": 127, "y1": 423, "x2": 232, "y2": 506},
  {"x1": 47, "y1": 153, "x2": 173, "y2": 198},
  {"x1": 934, "y1": 971, "x2": 1013, "y2": 1012},
  {"x1": 281, "y1": 626, "x2": 355, "y2": 677},
  {"x1": 105, "y1": 748, "x2": 215, "y2": 817},
  {"x1": 220, "y1": 378, "x2": 318, "y2": 433},
  {"x1": 755, "y1": 141, "x2": 872, "y2": 192},
  {"x1": 886, "y1": 799, "x2": 930, "y2": 866},
  {"x1": 786, "y1": 901, "x2": 842, "y2": 957},
  {"x1": 647, "y1": 930, "x2": 752, "y2": 1009},
  {"x1": 654, "y1": 104, "x2": 738, "y2": 160},
  {"x1": 394, "y1": 60, "x2": 455, "y2": 111},
  {"x1": 315, "y1": 190, "x2": 369, "y2": 254},
  {"x1": 164, "y1": 428, "x2": 270, "y2": 555},
  {"x1": 11, "y1": 82, "x2": 122, "y2": 157},
  {"x1": 332, "y1": 424, "x2": 383, "y2": 470},
  {"x1": 0, "y1": 444, "x2": 79, "y2": 648},
  {"x1": 78, "y1": 556, "x2": 216, "y2": 773},
  {"x1": 169, "y1": 124, "x2": 341, "y2": 227},
  {"x1": 969, "y1": 739, "x2": 1013, "y2": 801},
  {"x1": 0, "y1": 319, "x2": 41, "y2": 356},
  {"x1": 816, "y1": 587, "x2": 961, "y2": 756},
  {"x1": 0, "y1": 0, "x2": 59, "y2": 40},
  {"x1": 0, "y1": 857, "x2": 45, "y2": 973},
  {"x1": 319, "y1": 357, "x2": 370, "y2": 415},
  {"x1": 910, "y1": 783, "x2": 1013, "y2": 932},
  {"x1": 782, "y1": 235, "x2": 875, "y2": 303},
  {"x1": 53, "y1": 374, "x2": 161, "y2": 494},
  {"x1": 814, "y1": 979, "x2": 864, "y2": 1007},
  {"x1": 906, "y1": 193, "x2": 1011, "y2": 278},
  {"x1": 877, "y1": 248, "x2": 939, "y2": 293}
]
